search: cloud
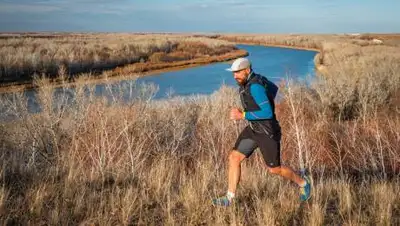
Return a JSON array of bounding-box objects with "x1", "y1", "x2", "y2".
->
[
  {"x1": 0, "y1": 0, "x2": 134, "y2": 15},
  {"x1": 0, "y1": 0, "x2": 399, "y2": 33},
  {"x1": 0, "y1": 3, "x2": 60, "y2": 13}
]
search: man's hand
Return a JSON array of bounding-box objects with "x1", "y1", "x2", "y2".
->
[{"x1": 230, "y1": 108, "x2": 244, "y2": 120}]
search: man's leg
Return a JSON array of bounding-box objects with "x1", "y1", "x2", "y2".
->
[
  {"x1": 258, "y1": 133, "x2": 312, "y2": 201},
  {"x1": 268, "y1": 165, "x2": 311, "y2": 201},
  {"x1": 228, "y1": 150, "x2": 246, "y2": 195},
  {"x1": 212, "y1": 150, "x2": 250, "y2": 206},
  {"x1": 213, "y1": 126, "x2": 257, "y2": 206},
  {"x1": 268, "y1": 165, "x2": 305, "y2": 186}
]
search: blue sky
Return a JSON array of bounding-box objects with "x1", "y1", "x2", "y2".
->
[{"x1": 0, "y1": 0, "x2": 399, "y2": 33}]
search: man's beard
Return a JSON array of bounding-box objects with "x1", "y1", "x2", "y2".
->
[{"x1": 235, "y1": 78, "x2": 246, "y2": 86}]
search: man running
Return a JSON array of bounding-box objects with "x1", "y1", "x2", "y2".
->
[{"x1": 212, "y1": 57, "x2": 311, "y2": 206}]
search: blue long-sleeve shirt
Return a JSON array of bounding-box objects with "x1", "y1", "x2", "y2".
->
[{"x1": 244, "y1": 84, "x2": 273, "y2": 120}]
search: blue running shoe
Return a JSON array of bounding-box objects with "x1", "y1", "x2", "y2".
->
[
  {"x1": 300, "y1": 174, "x2": 312, "y2": 202},
  {"x1": 212, "y1": 196, "x2": 232, "y2": 207}
]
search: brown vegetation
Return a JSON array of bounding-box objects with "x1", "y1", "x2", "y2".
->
[
  {"x1": 0, "y1": 77, "x2": 399, "y2": 224},
  {"x1": 0, "y1": 33, "x2": 244, "y2": 88}
]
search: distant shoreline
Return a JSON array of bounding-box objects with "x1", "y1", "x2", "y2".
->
[{"x1": 234, "y1": 42, "x2": 320, "y2": 52}]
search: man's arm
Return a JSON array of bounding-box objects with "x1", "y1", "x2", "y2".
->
[{"x1": 244, "y1": 84, "x2": 273, "y2": 120}]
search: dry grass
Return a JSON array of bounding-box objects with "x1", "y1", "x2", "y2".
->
[
  {"x1": 0, "y1": 33, "x2": 399, "y2": 225},
  {"x1": 0, "y1": 33, "x2": 237, "y2": 85},
  {"x1": 0, "y1": 75, "x2": 399, "y2": 225}
]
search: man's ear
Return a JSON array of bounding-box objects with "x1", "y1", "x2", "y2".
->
[{"x1": 245, "y1": 68, "x2": 251, "y2": 74}]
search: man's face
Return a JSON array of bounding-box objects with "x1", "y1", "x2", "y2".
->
[{"x1": 233, "y1": 67, "x2": 251, "y2": 85}]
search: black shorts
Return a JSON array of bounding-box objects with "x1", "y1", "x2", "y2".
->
[{"x1": 234, "y1": 125, "x2": 281, "y2": 168}]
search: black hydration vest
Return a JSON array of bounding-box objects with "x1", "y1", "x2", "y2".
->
[{"x1": 239, "y1": 73, "x2": 281, "y2": 138}]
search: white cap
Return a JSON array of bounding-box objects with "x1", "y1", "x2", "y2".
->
[{"x1": 225, "y1": 57, "x2": 251, "y2": 72}]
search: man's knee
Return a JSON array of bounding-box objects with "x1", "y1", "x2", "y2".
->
[
  {"x1": 229, "y1": 150, "x2": 246, "y2": 165},
  {"x1": 268, "y1": 166, "x2": 282, "y2": 174}
]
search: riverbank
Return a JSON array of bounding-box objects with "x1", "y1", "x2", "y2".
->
[
  {"x1": 0, "y1": 48, "x2": 247, "y2": 93},
  {"x1": 0, "y1": 33, "x2": 245, "y2": 91},
  {"x1": 217, "y1": 33, "x2": 400, "y2": 77}
]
